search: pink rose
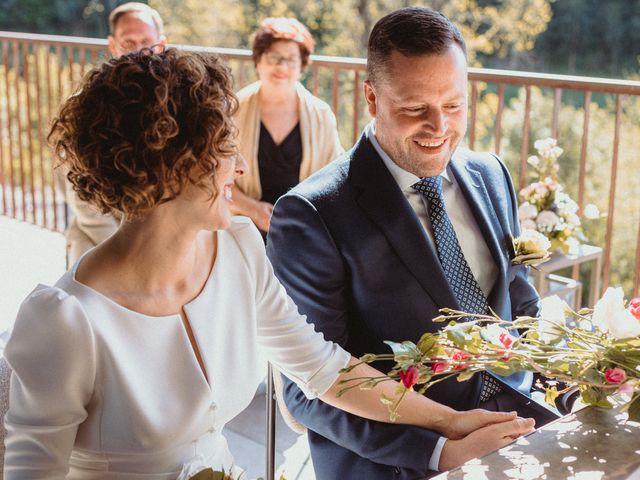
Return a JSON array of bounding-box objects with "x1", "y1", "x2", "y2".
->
[
  {"x1": 431, "y1": 362, "x2": 449, "y2": 374},
  {"x1": 619, "y1": 382, "x2": 635, "y2": 396},
  {"x1": 399, "y1": 366, "x2": 420, "y2": 389},
  {"x1": 629, "y1": 298, "x2": 640, "y2": 320},
  {"x1": 604, "y1": 367, "x2": 626, "y2": 384},
  {"x1": 451, "y1": 350, "x2": 470, "y2": 370}
]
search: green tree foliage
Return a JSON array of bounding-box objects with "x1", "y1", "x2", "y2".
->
[
  {"x1": 0, "y1": 0, "x2": 122, "y2": 37},
  {"x1": 533, "y1": 0, "x2": 640, "y2": 78}
]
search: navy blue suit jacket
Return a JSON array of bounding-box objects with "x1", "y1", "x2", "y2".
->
[{"x1": 266, "y1": 134, "x2": 545, "y2": 479}]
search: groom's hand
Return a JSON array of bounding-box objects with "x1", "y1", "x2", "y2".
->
[
  {"x1": 443, "y1": 409, "x2": 518, "y2": 439},
  {"x1": 438, "y1": 417, "x2": 536, "y2": 472}
]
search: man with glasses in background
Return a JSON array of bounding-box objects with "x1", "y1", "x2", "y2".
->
[{"x1": 63, "y1": 2, "x2": 166, "y2": 265}]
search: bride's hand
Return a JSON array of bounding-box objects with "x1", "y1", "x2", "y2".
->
[
  {"x1": 439, "y1": 417, "x2": 536, "y2": 471},
  {"x1": 440, "y1": 409, "x2": 520, "y2": 440}
]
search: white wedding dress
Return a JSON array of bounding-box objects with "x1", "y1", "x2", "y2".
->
[{"x1": 4, "y1": 217, "x2": 350, "y2": 479}]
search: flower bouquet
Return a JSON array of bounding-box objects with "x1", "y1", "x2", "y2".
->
[
  {"x1": 518, "y1": 138, "x2": 599, "y2": 254},
  {"x1": 339, "y1": 287, "x2": 640, "y2": 422}
]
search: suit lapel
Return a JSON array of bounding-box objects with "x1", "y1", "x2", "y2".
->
[
  {"x1": 348, "y1": 135, "x2": 460, "y2": 311},
  {"x1": 448, "y1": 152, "x2": 509, "y2": 304}
]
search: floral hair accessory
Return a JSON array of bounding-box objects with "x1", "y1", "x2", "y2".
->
[{"x1": 260, "y1": 17, "x2": 315, "y2": 54}]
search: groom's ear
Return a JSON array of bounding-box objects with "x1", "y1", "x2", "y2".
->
[{"x1": 364, "y1": 80, "x2": 377, "y2": 117}]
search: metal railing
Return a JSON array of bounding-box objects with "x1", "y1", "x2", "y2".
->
[{"x1": 0, "y1": 32, "x2": 640, "y2": 295}]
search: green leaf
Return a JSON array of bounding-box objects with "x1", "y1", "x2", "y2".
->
[
  {"x1": 582, "y1": 368, "x2": 603, "y2": 384},
  {"x1": 626, "y1": 396, "x2": 640, "y2": 423},
  {"x1": 383, "y1": 341, "x2": 421, "y2": 363},
  {"x1": 580, "y1": 387, "x2": 612, "y2": 408},
  {"x1": 191, "y1": 469, "x2": 216, "y2": 480},
  {"x1": 487, "y1": 364, "x2": 516, "y2": 376},
  {"x1": 445, "y1": 325, "x2": 473, "y2": 347},
  {"x1": 544, "y1": 386, "x2": 560, "y2": 406},
  {"x1": 417, "y1": 333, "x2": 438, "y2": 355},
  {"x1": 456, "y1": 370, "x2": 476, "y2": 382}
]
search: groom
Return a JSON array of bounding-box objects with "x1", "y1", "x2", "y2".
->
[{"x1": 267, "y1": 7, "x2": 558, "y2": 479}]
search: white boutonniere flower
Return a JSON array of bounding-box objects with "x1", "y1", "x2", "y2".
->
[{"x1": 509, "y1": 229, "x2": 551, "y2": 267}]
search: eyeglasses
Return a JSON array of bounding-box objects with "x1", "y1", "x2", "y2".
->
[
  {"x1": 264, "y1": 52, "x2": 302, "y2": 69},
  {"x1": 115, "y1": 39, "x2": 164, "y2": 55}
]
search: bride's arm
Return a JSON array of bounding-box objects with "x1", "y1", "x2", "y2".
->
[
  {"x1": 4, "y1": 287, "x2": 95, "y2": 479},
  {"x1": 322, "y1": 357, "x2": 524, "y2": 439}
]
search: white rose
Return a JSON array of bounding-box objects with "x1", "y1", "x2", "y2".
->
[
  {"x1": 591, "y1": 287, "x2": 640, "y2": 340},
  {"x1": 538, "y1": 295, "x2": 569, "y2": 343},
  {"x1": 564, "y1": 212, "x2": 581, "y2": 226},
  {"x1": 481, "y1": 323, "x2": 515, "y2": 348},
  {"x1": 566, "y1": 237, "x2": 581, "y2": 255},
  {"x1": 520, "y1": 219, "x2": 537, "y2": 231},
  {"x1": 527, "y1": 155, "x2": 540, "y2": 167},
  {"x1": 518, "y1": 202, "x2": 538, "y2": 221},
  {"x1": 177, "y1": 456, "x2": 210, "y2": 480},
  {"x1": 536, "y1": 210, "x2": 560, "y2": 231},
  {"x1": 555, "y1": 191, "x2": 578, "y2": 214},
  {"x1": 548, "y1": 146, "x2": 564, "y2": 160},
  {"x1": 584, "y1": 203, "x2": 601, "y2": 219},
  {"x1": 515, "y1": 229, "x2": 551, "y2": 255},
  {"x1": 534, "y1": 138, "x2": 556, "y2": 155}
]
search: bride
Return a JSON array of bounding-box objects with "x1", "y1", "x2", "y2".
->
[{"x1": 3, "y1": 48, "x2": 533, "y2": 479}]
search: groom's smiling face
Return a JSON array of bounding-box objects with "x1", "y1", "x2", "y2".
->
[{"x1": 364, "y1": 44, "x2": 468, "y2": 178}]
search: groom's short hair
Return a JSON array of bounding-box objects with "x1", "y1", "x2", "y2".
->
[{"x1": 367, "y1": 7, "x2": 466, "y2": 86}]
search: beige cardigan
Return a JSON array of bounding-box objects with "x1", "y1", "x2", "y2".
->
[{"x1": 234, "y1": 81, "x2": 344, "y2": 200}]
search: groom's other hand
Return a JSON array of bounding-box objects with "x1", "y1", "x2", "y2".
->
[
  {"x1": 440, "y1": 409, "x2": 518, "y2": 439},
  {"x1": 439, "y1": 416, "x2": 536, "y2": 471}
]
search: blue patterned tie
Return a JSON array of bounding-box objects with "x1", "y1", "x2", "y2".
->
[{"x1": 413, "y1": 176, "x2": 502, "y2": 402}]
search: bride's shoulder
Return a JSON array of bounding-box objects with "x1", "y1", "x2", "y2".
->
[
  {"x1": 224, "y1": 216, "x2": 264, "y2": 252},
  {"x1": 14, "y1": 282, "x2": 89, "y2": 332}
]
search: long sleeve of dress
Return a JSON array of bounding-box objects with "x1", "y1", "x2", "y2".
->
[
  {"x1": 4, "y1": 286, "x2": 96, "y2": 480},
  {"x1": 230, "y1": 219, "x2": 351, "y2": 400}
]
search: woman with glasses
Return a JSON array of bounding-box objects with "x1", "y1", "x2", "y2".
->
[{"x1": 232, "y1": 17, "x2": 344, "y2": 234}]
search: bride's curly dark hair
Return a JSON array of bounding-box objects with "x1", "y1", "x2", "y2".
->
[{"x1": 49, "y1": 48, "x2": 238, "y2": 219}]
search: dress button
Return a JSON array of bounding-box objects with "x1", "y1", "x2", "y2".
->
[
  {"x1": 210, "y1": 402, "x2": 217, "y2": 411},
  {"x1": 208, "y1": 427, "x2": 216, "y2": 434}
]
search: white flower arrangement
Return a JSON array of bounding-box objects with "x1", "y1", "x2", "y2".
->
[{"x1": 519, "y1": 138, "x2": 600, "y2": 254}]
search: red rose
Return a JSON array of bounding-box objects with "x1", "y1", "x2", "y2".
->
[
  {"x1": 399, "y1": 366, "x2": 420, "y2": 389},
  {"x1": 604, "y1": 367, "x2": 626, "y2": 384},
  {"x1": 431, "y1": 362, "x2": 449, "y2": 374},
  {"x1": 451, "y1": 350, "x2": 470, "y2": 370},
  {"x1": 498, "y1": 332, "x2": 513, "y2": 349},
  {"x1": 629, "y1": 297, "x2": 640, "y2": 320}
]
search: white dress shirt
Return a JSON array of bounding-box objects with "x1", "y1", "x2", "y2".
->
[
  {"x1": 366, "y1": 122, "x2": 499, "y2": 471},
  {"x1": 366, "y1": 123, "x2": 498, "y2": 296},
  {"x1": 4, "y1": 217, "x2": 351, "y2": 479}
]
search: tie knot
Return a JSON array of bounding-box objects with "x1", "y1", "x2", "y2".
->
[{"x1": 412, "y1": 176, "x2": 443, "y2": 198}]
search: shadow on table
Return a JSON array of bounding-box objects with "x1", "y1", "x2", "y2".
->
[{"x1": 435, "y1": 406, "x2": 640, "y2": 480}]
